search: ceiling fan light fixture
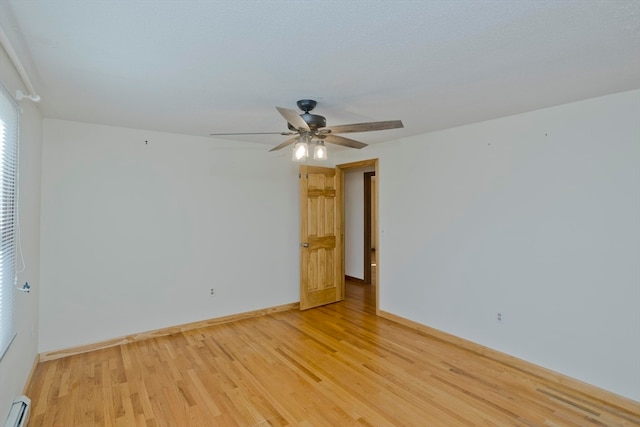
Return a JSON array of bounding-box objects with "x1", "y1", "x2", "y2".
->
[
  {"x1": 313, "y1": 140, "x2": 327, "y2": 161},
  {"x1": 292, "y1": 139, "x2": 309, "y2": 161}
]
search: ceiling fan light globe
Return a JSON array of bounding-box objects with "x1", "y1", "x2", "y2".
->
[
  {"x1": 313, "y1": 143, "x2": 327, "y2": 161},
  {"x1": 292, "y1": 141, "x2": 309, "y2": 161}
]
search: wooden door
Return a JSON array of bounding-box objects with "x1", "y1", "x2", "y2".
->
[{"x1": 299, "y1": 165, "x2": 344, "y2": 310}]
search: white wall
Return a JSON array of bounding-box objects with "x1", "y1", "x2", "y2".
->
[
  {"x1": 0, "y1": 48, "x2": 42, "y2": 421},
  {"x1": 334, "y1": 89, "x2": 640, "y2": 401},
  {"x1": 39, "y1": 120, "x2": 300, "y2": 352}
]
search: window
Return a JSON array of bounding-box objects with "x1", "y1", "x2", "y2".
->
[{"x1": 0, "y1": 82, "x2": 19, "y2": 360}]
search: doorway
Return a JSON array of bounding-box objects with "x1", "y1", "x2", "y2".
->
[
  {"x1": 337, "y1": 159, "x2": 379, "y2": 315},
  {"x1": 363, "y1": 171, "x2": 375, "y2": 286}
]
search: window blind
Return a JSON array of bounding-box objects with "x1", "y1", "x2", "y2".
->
[{"x1": 0, "y1": 82, "x2": 19, "y2": 360}]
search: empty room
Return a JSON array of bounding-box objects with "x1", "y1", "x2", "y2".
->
[{"x1": 0, "y1": 1, "x2": 638, "y2": 426}]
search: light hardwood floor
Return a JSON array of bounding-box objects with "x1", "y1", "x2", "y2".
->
[{"x1": 25, "y1": 281, "x2": 639, "y2": 426}]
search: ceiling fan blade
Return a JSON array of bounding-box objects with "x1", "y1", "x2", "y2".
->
[
  {"x1": 324, "y1": 120, "x2": 404, "y2": 134},
  {"x1": 276, "y1": 107, "x2": 310, "y2": 132},
  {"x1": 323, "y1": 134, "x2": 368, "y2": 149},
  {"x1": 210, "y1": 131, "x2": 294, "y2": 136},
  {"x1": 269, "y1": 135, "x2": 299, "y2": 152}
]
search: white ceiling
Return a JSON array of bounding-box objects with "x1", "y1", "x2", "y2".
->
[{"x1": 1, "y1": 0, "x2": 639, "y2": 148}]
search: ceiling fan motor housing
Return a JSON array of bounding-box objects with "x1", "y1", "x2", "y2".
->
[
  {"x1": 296, "y1": 99, "x2": 326, "y2": 130},
  {"x1": 286, "y1": 113, "x2": 326, "y2": 131}
]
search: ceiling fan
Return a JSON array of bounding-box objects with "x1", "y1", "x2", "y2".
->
[{"x1": 209, "y1": 99, "x2": 404, "y2": 158}]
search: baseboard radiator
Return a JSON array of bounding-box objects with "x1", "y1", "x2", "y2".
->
[{"x1": 3, "y1": 396, "x2": 30, "y2": 427}]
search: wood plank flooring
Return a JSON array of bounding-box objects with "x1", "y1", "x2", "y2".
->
[{"x1": 25, "y1": 282, "x2": 640, "y2": 426}]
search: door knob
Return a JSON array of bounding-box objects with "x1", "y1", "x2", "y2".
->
[{"x1": 302, "y1": 242, "x2": 309, "y2": 248}]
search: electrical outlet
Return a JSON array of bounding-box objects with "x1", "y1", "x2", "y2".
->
[
  {"x1": 210, "y1": 288, "x2": 215, "y2": 296},
  {"x1": 496, "y1": 312, "x2": 503, "y2": 324}
]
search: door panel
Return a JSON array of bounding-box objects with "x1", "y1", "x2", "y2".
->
[{"x1": 300, "y1": 165, "x2": 344, "y2": 310}]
